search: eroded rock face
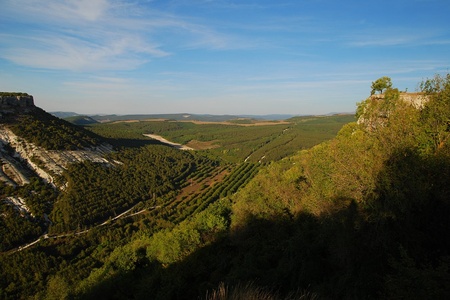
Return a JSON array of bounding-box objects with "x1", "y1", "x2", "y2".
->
[
  {"x1": 0, "y1": 93, "x2": 114, "y2": 187},
  {"x1": 0, "y1": 95, "x2": 35, "y2": 115},
  {"x1": 0, "y1": 95, "x2": 34, "y2": 107},
  {"x1": 369, "y1": 92, "x2": 429, "y2": 109},
  {"x1": 357, "y1": 92, "x2": 430, "y2": 128},
  {"x1": 0, "y1": 126, "x2": 113, "y2": 187},
  {"x1": 398, "y1": 93, "x2": 428, "y2": 109}
]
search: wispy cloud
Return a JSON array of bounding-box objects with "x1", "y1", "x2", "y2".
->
[
  {"x1": 1, "y1": 0, "x2": 448, "y2": 115},
  {"x1": 64, "y1": 77, "x2": 130, "y2": 90},
  {"x1": 2, "y1": 0, "x2": 111, "y2": 23},
  {"x1": 349, "y1": 36, "x2": 420, "y2": 47},
  {"x1": 63, "y1": 75, "x2": 186, "y2": 95},
  {"x1": 344, "y1": 28, "x2": 447, "y2": 48},
  {"x1": 0, "y1": 32, "x2": 167, "y2": 71},
  {"x1": 0, "y1": 0, "x2": 239, "y2": 71}
]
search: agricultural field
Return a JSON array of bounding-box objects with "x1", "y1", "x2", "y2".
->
[{"x1": 85, "y1": 114, "x2": 355, "y2": 162}]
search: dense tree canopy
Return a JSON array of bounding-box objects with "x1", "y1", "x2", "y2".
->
[{"x1": 7, "y1": 107, "x2": 103, "y2": 150}]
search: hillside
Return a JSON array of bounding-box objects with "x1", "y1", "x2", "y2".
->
[
  {"x1": 0, "y1": 95, "x2": 112, "y2": 186},
  {"x1": 0, "y1": 95, "x2": 116, "y2": 253},
  {"x1": 64, "y1": 115, "x2": 99, "y2": 125},
  {"x1": 1, "y1": 74, "x2": 450, "y2": 299}
]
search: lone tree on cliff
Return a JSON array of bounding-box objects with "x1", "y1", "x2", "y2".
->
[{"x1": 371, "y1": 76, "x2": 393, "y2": 95}]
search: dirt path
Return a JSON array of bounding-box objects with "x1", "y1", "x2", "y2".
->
[
  {"x1": 143, "y1": 134, "x2": 194, "y2": 150},
  {"x1": 5, "y1": 166, "x2": 227, "y2": 254},
  {"x1": 6, "y1": 204, "x2": 158, "y2": 254}
]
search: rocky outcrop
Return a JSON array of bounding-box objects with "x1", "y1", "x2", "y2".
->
[
  {"x1": 0, "y1": 95, "x2": 35, "y2": 117},
  {"x1": 399, "y1": 93, "x2": 429, "y2": 108},
  {"x1": 369, "y1": 92, "x2": 429, "y2": 109},
  {"x1": 358, "y1": 92, "x2": 430, "y2": 128},
  {"x1": 0, "y1": 93, "x2": 113, "y2": 186},
  {"x1": 0, "y1": 126, "x2": 113, "y2": 187},
  {"x1": 3, "y1": 196, "x2": 32, "y2": 216},
  {"x1": 0, "y1": 95, "x2": 34, "y2": 108}
]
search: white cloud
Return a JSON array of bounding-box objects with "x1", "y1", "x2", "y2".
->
[
  {"x1": 64, "y1": 76, "x2": 131, "y2": 90},
  {"x1": 0, "y1": 0, "x2": 237, "y2": 71},
  {"x1": 73, "y1": 0, "x2": 110, "y2": 21},
  {"x1": 0, "y1": 33, "x2": 166, "y2": 71},
  {"x1": 3, "y1": 0, "x2": 110, "y2": 23}
]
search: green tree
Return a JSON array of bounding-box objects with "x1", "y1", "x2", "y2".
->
[
  {"x1": 45, "y1": 275, "x2": 71, "y2": 300},
  {"x1": 371, "y1": 76, "x2": 393, "y2": 95},
  {"x1": 419, "y1": 73, "x2": 450, "y2": 153}
]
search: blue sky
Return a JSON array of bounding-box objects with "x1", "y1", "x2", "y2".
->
[{"x1": 1, "y1": 0, "x2": 449, "y2": 115}]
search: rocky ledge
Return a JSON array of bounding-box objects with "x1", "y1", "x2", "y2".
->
[
  {"x1": 0, "y1": 94, "x2": 35, "y2": 116},
  {"x1": 0, "y1": 94, "x2": 34, "y2": 108},
  {"x1": 0, "y1": 126, "x2": 113, "y2": 187}
]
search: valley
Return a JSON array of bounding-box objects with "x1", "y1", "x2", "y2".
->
[{"x1": 1, "y1": 75, "x2": 450, "y2": 299}]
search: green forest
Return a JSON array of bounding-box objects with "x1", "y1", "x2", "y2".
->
[
  {"x1": 7, "y1": 107, "x2": 102, "y2": 150},
  {"x1": 1, "y1": 74, "x2": 450, "y2": 299},
  {"x1": 86, "y1": 114, "x2": 353, "y2": 163}
]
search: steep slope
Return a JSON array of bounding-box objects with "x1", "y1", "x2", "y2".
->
[
  {"x1": 0, "y1": 126, "x2": 112, "y2": 186},
  {"x1": 64, "y1": 115, "x2": 99, "y2": 125},
  {"x1": 0, "y1": 94, "x2": 112, "y2": 187},
  {"x1": 60, "y1": 75, "x2": 450, "y2": 300},
  {"x1": 0, "y1": 94, "x2": 114, "y2": 252}
]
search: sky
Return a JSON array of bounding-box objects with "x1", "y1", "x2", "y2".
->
[{"x1": 1, "y1": 0, "x2": 449, "y2": 116}]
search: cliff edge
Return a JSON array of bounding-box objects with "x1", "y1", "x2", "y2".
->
[
  {"x1": 0, "y1": 93, "x2": 113, "y2": 187},
  {"x1": 0, "y1": 93, "x2": 35, "y2": 115}
]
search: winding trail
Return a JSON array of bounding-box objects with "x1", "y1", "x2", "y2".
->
[{"x1": 6, "y1": 204, "x2": 159, "y2": 254}]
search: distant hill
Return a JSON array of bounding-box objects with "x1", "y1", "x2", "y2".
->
[
  {"x1": 50, "y1": 111, "x2": 80, "y2": 118},
  {"x1": 239, "y1": 114, "x2": 296, "y2": 120},
  {"x1": 51, "y1": 112, "x2": 301, "y2": 123},
  {"x1": 90, "y1": 113, "x2": 268, "y2": 123},
  {"x1": 64, "y1": 115, "x2": 99, "y2": 125}
]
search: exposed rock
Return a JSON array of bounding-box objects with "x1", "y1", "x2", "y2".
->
[
  {"x1": 358, "y1": 92, "x2": 430, "y2": 128},
  {"x1": 0, "y1": 95, "x2": 35, "y2": 117},
  {"x1": 1, "y1": 154, "x2": 31, "y2": 186},
  {"x1": 0, "y1": 93, "x2": 113, "y2": 187},
  {"x1": 0, "y1": 95, "x2": 34, "y2": 107},
  {"x1": 369, "y1": 92, "x2": 429, "y2": 109},
  {"x1": 0, "y1": 126, "x2": 113, "y2": 187},
  {"x1": 3, "y1": 196, "x2": 32, "y2": 216}
]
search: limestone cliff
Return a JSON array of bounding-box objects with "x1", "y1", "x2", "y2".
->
[
  {"x1": 0, "y1": 126, "x2": 113, "y2": 187},
  {"x1": 358, "y1": 92, "x2": 429, "y2": 128},
  {"x1": 0, "y1": 94, "x2": 35, "y2": 115},
  {"x1": 0, "y1": 93, "x2": 113, "y2": 187},
  {"x1": 369, "y1": 92, "x2": 429, "y2": 109}
]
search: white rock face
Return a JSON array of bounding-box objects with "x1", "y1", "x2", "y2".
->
[
  {"x1": 370, "y1": 93, "x2": 428, "y2": 108},
  {"x1": 0, "y1": 126, "x2": 113, "y2": 186},
  {"x1": 357, "y1": 92, "x2": 430, "y2": 127},
  {"x1": 4, "y1": 196, "x2": 32, "y2": 216},
  {"x1": 398, "y1": 93, "x2": 428, "y2": 109}
]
